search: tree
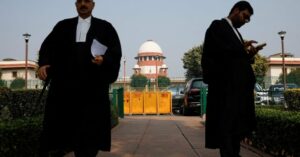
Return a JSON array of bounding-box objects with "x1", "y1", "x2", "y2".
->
[
  {"x1": 0, "y1": 79, "x2": 5, "y2": 87},
  {"x1": 278, "y1": 68, "x2": 300, "y2": 86},
  {"x1": 158, "y1": 76, "x2": 171, "y2": 87},
  {"x1": 0, "y1": 69, "x2": 3, "y2": 87},
  {"x1": 252, "y1": 54, "x2": 268, "y2": 87},
  {"x1": 10, "y1": 78, "x2": 25, "y2": 89},
  {"x1": 130, "y1": 74, "x2": 148, "y2": 88},
  {"x1": 182, "y1": 45, "x2": 202, "y2": 80}
]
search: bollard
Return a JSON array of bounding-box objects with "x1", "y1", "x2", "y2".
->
[
  {"x1": 112, "y1": 89, "x2": 118, "y2": 112},
  {"x1": 118, "y1": 87, "x2": 124, "y2": 118},
  {"x1": 200, "y1": 87, "x2": 207, "y2": 116}
]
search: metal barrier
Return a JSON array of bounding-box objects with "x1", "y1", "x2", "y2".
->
[
  {"x1": 123, "y1": 91, "x2": 172, "y2": 115},
  {"x1": 111, "y1": 87, "x2": 124, "y2": 118},
  {"x1": 200, "y1": 87, "x2": 207, "y2": 116},
  {"x1": 111, "y1": 87, "x2": 172, "y2": 117}
]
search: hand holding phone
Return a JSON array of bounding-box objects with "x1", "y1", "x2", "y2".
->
[{"x1": 255, "y1": 42, "x2": 267, "y2": 51}]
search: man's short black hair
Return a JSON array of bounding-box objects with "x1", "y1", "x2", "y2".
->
[{"x1": 229, "y1": 1, "x2": 253, "y2": 15}]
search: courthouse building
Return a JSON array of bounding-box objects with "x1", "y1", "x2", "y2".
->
[{"x1": 133, "y1": 40, "x2": 168, "y2": 80}]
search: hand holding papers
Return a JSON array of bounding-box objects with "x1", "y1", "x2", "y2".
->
[
  {"x1": 91, "y1": 39, "x2": 107, "y2": 65},
  {"x1": 91, "y1": 39, "x2": 107, "y2": 57},
  {"x1": 92, "y1": 55, "x2": 103, "y2": 65}
]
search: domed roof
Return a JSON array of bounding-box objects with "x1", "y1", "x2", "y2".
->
[
  {"x1": 133, "y1": 64, "x2": 140, "y2": 69},
  {"x1": 139, "y1": 40, "x2": 163, "y2": 54}
]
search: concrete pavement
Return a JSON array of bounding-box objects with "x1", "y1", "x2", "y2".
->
[{"x1": 97, "y1": 115, "x2": 271, "y2": 157}]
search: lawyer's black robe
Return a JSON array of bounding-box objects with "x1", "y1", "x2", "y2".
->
[
  {"x1": 38, "y1": 17, "x2": 122, "y2": 152},
  {"x1": 201, "y1": 19, "x2": 256, "y2": 149}
]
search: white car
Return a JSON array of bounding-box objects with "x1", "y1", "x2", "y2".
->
[{"x1": 254, "y1": 83, "x2": 269, "y2": 105}]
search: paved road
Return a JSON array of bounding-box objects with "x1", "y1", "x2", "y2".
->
[{"x1": 97, "y1": 115, "x2": 270, "y2": 157}]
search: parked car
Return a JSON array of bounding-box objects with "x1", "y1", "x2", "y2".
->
[
  {"x1": 268, "y1": 83, "x2": 298, "y2": 104},
  {"x1": 164, "y1": 85, "x2": 185, "y2": 112},
  {"x1": 254, "y1": 83, "x2": 269, "y2": 105},
  {"x1": 180, "y1": 78, "x2": 207, "y2": 116}
]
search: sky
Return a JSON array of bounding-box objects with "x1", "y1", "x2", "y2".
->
[{"x1": 0, "y1": 0, "x2": 299, "y2": 78}]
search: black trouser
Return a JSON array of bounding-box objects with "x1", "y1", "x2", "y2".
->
[{"x1": 219, "y1": 135, "x2": 241, "y2": 157}]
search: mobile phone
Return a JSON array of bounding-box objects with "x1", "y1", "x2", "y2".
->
[{"x1": 255, "y1": 42, "x2": 267, "y2": 48}]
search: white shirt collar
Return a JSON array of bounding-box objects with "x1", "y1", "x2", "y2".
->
[
  {"x1": 224, "y1": 17, "x2": 234, "y2": 28},
  {"x1": 224, "y1": 17, "x2": 242, "y2": 42},
  {"x1": 76, "y1": 16, "x2": 92, "y2": 42},
  {"x1": 78, "y1": 16, "x2": 92, "y2": 23}
]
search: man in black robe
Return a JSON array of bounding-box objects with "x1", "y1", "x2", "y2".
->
[
  {"x1": 201, "y1": 1, "x2": 265, "y2": 157},
  {"x1": 37, "y1": 0, "x2": 122, "y2": 156}
]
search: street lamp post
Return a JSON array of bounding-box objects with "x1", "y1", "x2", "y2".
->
[
  {"x1": 278, "y1": 31, "x2": 286, "y2": 90},
  {"x1": 23, "y1": 33, "x2": 31, "y2": 89},
  {"x1": 155, "y1": 56, "x2": 159, "y2": 90},
  {"x1": 155, "y1": 55, "x2": 160, "y2": 115},
  {"x1": 123, "y1": 56, "x2": 126, "y2": 89}
]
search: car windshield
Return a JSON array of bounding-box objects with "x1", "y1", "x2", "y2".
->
[
  {"x1": 191, "y1": 80, "x2": 207, "y2": 89},
  {"x1": 273, "y1": 86, "x2": 284, "y2": 91},
  {"x1": 191, "y1": 81, "x2": 200, "y2": 89},
  {"x1": 166, "y1": 86, "x2": 184, "y2": 95},
  {"x1": 255, "y1": 83, "x2": 263, "y2": 92}
]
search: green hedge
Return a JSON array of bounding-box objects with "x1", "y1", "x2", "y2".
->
[
  {"x1": 284, "y1": 89, "x2": 300, "y2": 111},
  {"x1": 0, "y1": 87, "x2": 11, "y2": 112},
  {"x1": 250, "y1": 106, "x2": 300, "y2": 157},
  {"x1": 0, "y1": 117, "x2": 42, "y2": 157},
  {"x1": 0, "y1": 88, "x2": 120, "y2": 156},
  {"x1": 0, "y1": 88, "x2": 46, "y2": 120},
  {"x1": 8, "y1": 89, "x2": 46, "y2": 119},
  {"x1": 10, "y1": 78, "x2": 25, "y2": 89},
  {"x1": 0, "y1": 115, "x2": 119, "y2": 157}
]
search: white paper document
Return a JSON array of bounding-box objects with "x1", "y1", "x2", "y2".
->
[{"x1": 91, "y1": 39, "x2": 107, "y2": 57}]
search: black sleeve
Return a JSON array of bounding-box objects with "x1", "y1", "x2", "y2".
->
[
  {"x1": 101, "y1": 22, "x2": 122, "y2": 84},
  {"x1": 38, "y1": 22, "x2": 61, "y2": 67}
]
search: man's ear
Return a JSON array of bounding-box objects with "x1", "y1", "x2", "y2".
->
[
  {"x1": 229, "y1": 8, "x2": 239, "y2": 18},
  {"x1": 92, "y1": 2, "x2": 95, "y2": 9},
  {"x1": 232, "y1": 8, "x2": 240, "y2": 15}
]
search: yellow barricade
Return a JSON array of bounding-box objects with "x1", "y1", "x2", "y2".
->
[
  {"x1": 130, "y1": 92, "x2": 144, "y2": 114},
  {"x1": 144, "y1": 92, "x2": 158, "y2": 114},
  {"x1": 124, "y1": 92, "x2": 130, "y2": 114},
  {"x1": 158, "y1": 92, "x2": 172, "y2": 114},
  {"x1": 124, "y1": 91, "x2": 172, "y2": 115}
]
